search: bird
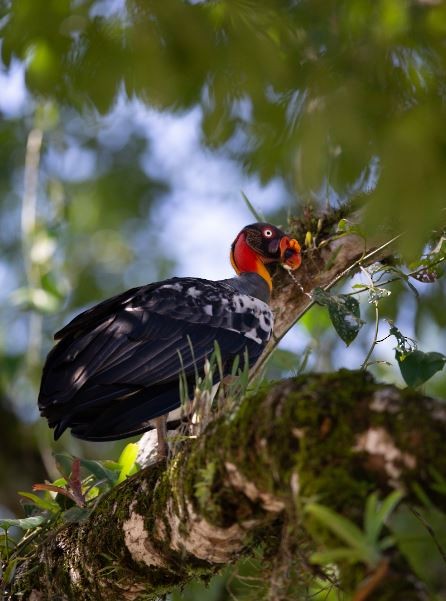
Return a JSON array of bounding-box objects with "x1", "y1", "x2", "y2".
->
[{"x1": 38, "y1": 222, "x2": 301, "y2": 457}]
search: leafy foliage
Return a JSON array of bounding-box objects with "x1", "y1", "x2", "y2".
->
[
  {"x1": 312, "y1": 287, "x2": 364, "y2": 346},
  {"x1": 396, "y1": 350, "x2": 446, "y2": 388},
  {"x1": 390, "y1": 504, "x2": 446, "y2": 591},
  {"x1": 306, "y1": 491, "x2": 403, "y2": 568},
  {"x1": 1, "y1": 1, "x2": 446, "y2": 250},
  {"x1": 0, "y1": 443, "x2": 139, "y2": 540},
  {"x1": 391, "y1": 324, "x2": 446, "y2": 387},
  {"x1": 0, "y1": 442, "x2": 140, "y2": 594}
]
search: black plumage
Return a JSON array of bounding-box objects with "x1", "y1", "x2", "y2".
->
[
  {"x1": 38, "y1": 222, "x2": 302, "y2": 448},
  {"x1": 38, "y1": 275, "x2": 272, "y2": 441}
]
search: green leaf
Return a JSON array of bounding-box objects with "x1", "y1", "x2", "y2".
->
[
  {"x1": 79, "y1": 459, "x2": 118, "y2": 485},
  {"x1": 364, "y1": 492, "x2": 379, "y2": 543},
  {"x1": 117, "y1": 443, "x2": 139, "y2": 484},
  {"x1": 310, "y1": 547, "x2": 366, "y2": 565},
  {"x1": 305, "y1": 503, "x2": 378, "y2": 566},
  {"x1": 430, "y1": 468, "x2": 446, "y2": 496},
  {"x1": 375, "y1": 490, "x2": 404, "y2": 535},
  {"x1": 53, "y1": 453, "x2": 74, "y2": 479},
  {"x1": 379, "y1": 535, "x2": 396, "y2": 550},
  {"x1": 2, "y1": 558, "x2": 17, "y2": 583},
  {"x1": 312, "y1": 288, "x2": 364, "y2": 346},
  {"x1": 0, "y1": 534, "x2": 17, "y2": 554},
  {"x1": 396, "y1": 349, "x2": 446, "y2": 387},
  {"x1": 18, "y1": 491, "x2": 60, "y2": 514},
  {"x1": 0, "y1": 516, "x2": 47, "y2": 532},
  {"x1": 364, "y1": 490, "x2": 404, "y2": 546},
  {"x1": 62, "y1": 507, "x2": 91, "y2": 524},
  {"x1": 306, "y1": 503, "x2": 364, "y2": 548},
  {"x1": 390, "y1": 505, "x2": 446, "y2": 590},
  {"x1": 336, "y1": 218, "x2": 364, "y2": 237},
  {"x1": 101, "y1": 460, "x2": 122, "y2": 471},
  {"x1": 52, "y1": 477, "x2": 68, "y2": 488}
]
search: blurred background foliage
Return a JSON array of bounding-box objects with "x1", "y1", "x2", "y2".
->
[{"x1": 0, "y1": 0, "x2": 446, "y2": 595}]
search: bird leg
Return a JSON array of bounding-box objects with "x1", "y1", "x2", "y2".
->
[{"x1": 154, "y1": 415, "x2": 168, "y2": 460}]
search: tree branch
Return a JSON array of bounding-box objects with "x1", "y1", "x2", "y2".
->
[
  {"x1": 253, "y1": 217, "x2": 396, "y2": 376},
  {"x1": 10, "y1": 372, "x2": 446, "y2": 600}
]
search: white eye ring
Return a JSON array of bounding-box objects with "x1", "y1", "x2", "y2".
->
[{"x1": 263, "y1": 229, "x2": 273, "y2": 238}]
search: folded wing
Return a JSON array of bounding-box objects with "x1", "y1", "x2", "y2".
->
[{"x1": 38, "y1": 277, "x2": 271, "y2": 441}]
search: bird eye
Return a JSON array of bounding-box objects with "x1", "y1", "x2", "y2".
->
[{"x1": 263, "y1": 228, "x2": 273, "y2": 238}]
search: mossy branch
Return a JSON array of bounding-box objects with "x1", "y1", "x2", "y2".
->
[{"x1": 9, "y1": 371, "x2": 446, "y2": 600}]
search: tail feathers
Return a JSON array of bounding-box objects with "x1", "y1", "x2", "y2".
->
[{"x1": 45, "y1": 385, "x2": 184, "y2": 442}]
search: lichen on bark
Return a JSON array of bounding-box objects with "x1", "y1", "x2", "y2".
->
[{"x1": 8, "y1": 371, "x2": 446, "y2": 601}]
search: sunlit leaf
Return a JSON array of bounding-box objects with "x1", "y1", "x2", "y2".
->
[
  {"x1": 117, "y1": 443, "x2": 139, "y2": 484},
  {"x1": 336, "y1": 219, "x2": 365, "y2": 237}
]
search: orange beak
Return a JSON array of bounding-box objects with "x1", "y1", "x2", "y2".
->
[{"x1": 279, "y1": 237, "x2": 302, "y2": 271}]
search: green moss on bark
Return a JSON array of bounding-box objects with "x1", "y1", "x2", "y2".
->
[{"x1": 9, "y1": 371, "x2": 446, "y2": 601}]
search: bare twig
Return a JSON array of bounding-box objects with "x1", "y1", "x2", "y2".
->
[
  {"x1": 409, "y1": 506, "x2": 446, "y2": 566},
  {"x1": 21, "y1": 127, "x2": 44, "y2": 369},
  {"x1": 352, "y1": 559, "x2": 389, "y2": 601}
]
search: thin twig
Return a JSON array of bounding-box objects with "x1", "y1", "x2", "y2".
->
[
  {"x1": 361, "y1": 303, "x2": 380, "y2": 370},
  {"x1": 346, "y1": 256, "x2": 445, "y2": 297},
  {"x1": 359, "y1": 266, "x2": 380, "y2": 369},
  {"x1": 323, "y1": 234, "x2": 402, "y2": 292},
  {"x1": 352, "y1": 559, "x2": 389, "y2": 601},
  {"x1": 409, "y1": 505, "x2": 446, "y2": 566},
  {"x1": 22, "y1": 128, "x2": 43, "y2": 281},
  {"x1": 21, "y1": 127, "x2": 44, "y2": 370},
  {"x1": 250, "y1": 234, "x2": 401, "y2": 380}
]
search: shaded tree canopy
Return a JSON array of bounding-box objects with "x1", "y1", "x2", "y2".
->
[{"x1": 1, "y1": 0, "x2": 446, "y2": 251}]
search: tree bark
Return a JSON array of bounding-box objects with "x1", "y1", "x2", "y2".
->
[
  {"x1": 256, "y1": 213, "x2": 395, "y2": 376},
  {"x1": 9, "y1": 372, "x2": 446, "y2": 600}
]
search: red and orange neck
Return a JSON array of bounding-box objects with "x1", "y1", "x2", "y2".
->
[{"x1": 230, "y1": 233, "x2": 273, "y2": 291}]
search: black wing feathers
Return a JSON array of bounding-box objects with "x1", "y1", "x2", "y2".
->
[
  {"x1": 54, "y1": 285, "x2": 146, "y2": 340},
  {"x1": 39, "y1": 277, "x2": 270, "y2": 441}
]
